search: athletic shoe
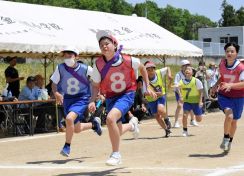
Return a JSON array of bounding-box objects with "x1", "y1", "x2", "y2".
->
[
  {"x1": 92, "y1": 117, "x2": 102, "y2": 136},
  {"x1": 190, "y1": 119, "x2": 199, "y2": 126},
  {"x1": 129, "y1": 116, "x2": 139, "y2": 139},
  {"x1": 106, "y1": 153, "x2": 122, "y2": 166},
  {"x1": 60, "y1": 145, "x2": 70, "y2": 157},
  {"x1": 59, "y1": 127, "x2": 66, "y2": 133},
  {"x1": 220, "y1": 138, "x2": 230, "y2": 151},
  {"x1": 164, "y1": 117, "x2": 171, "y2": 129},
  {"x1": 227, "y1": 142, "x2": 232, "y2": 152},
  {"x1": 165, "y1": 129, "x2": 171, "y2": 138},
  {"x1": 174, "y1": 121, "x2": 180, "y2": 128},
  {"x1": 182, "y1": 130, "x2": 189, "y2": 137}
]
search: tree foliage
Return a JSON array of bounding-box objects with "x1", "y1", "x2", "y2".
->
[{"x1": 220, "y1": 0, "x2": 244, "y2": 26}]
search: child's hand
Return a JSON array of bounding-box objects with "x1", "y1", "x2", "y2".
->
[
  {"x1": 88, "y1": 102, "x2": 96, "y2": 113},
  {"x1": 147, "y1": 88, "x2": 157, "y2": 99},
  {"x1": 54, "y1": 92, "x2": 63, "y2": 105},
  {"x1": 219, "y1": 82, "x2": 232, "y2": 92}
]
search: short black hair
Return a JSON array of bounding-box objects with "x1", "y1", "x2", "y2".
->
[
  {"x1": 6, "y1": 56, "x2": 17, "y2": 63},
  {"x1": 198, "y1": 61, "x2": 205, "y2": 66},
  {"x1": 27, "y1": 76, "x2": 36, "y2": 83},
  {"x1": 224, "y1": 42, "x2": 240, "y2": 53}
]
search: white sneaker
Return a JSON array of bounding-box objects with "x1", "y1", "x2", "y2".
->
[
  {"x1": 129, "y1": 116, "x2": 139, "y2": 139},
  {"x1": 182, "y1": 130, "x2": 189, "y2": 137},
  {"x1": 220, "y1": 138, "x2": 230, "y2": 151},
  {"x1": 190, "y1": 120, "x2": 199, "y2": 126},
  {"x1": 106, "y1": 153, "x2": 122, "y2": 166},
  {"x1": 174, "y1": 121, "x2": 180, "y2": 128}
]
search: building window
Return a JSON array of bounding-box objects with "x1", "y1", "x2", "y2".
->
[
  {"x1": 203, "y1": 38, "x2": 211, "y2": 47},
  {"x1": 220, "y1": 36, "x2": 238, "y2": 44},
  {"x1": 229, "y1": 36, "x2": 238, "y2": 44},
  {"x1": 220, "y1": 37, "x2": 228, "y2": 43}
]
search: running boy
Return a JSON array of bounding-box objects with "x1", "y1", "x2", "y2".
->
[
  {"x1": 176, "y1": 66, "x2": 203, "y2": 136},
  {"x1": 212, "y1": 43, "x2": 244, "y2": 152},
  {"x1": 51, "y1": 47, "x2": 102, "y2": 157},
  {"x1": 88, "y1": 30, "x2": 156, "y2": 166},
  {"x1": 143, "y1": 61, "x2": 172, "y2": 137}
]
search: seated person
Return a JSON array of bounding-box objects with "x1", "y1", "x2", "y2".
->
[
  {"x1": 18, "y1": 76, "x2": 48, "y2": 133},
  {"x1": 124, "y1": 76, "x2": 149, "y2": 123}
]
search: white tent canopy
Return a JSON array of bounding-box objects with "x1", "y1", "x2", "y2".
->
[{"x1": 0, "y1": 1, "x2": 203, "y2": 58}]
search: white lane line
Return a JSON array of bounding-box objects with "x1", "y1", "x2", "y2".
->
[
  {"x1": 0, "y1": 164, "x2": 216, "y2": 172},
  {"x1": 205, "y1": 164, "x2": 244, "y2": 176}
]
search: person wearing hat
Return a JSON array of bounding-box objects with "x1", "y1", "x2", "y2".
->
[
  {"x1": 88, "y1": 30, "x2": 156, "y2": 166},
  {"x1": 4, "y1": 57, "x2": 25, "y2": 98},
  {"x1": 143, "y1": 61, "x2": 172, "y2": 137},
  {"x1": 206, "y1": 62, "x2": 219, "y2": 90},
  {"x1": 50, "y1": 47, "x2": 102, "y2": 157},
  {"x1": 173, "y1": 60, "x2": 198, "y2": 128}
]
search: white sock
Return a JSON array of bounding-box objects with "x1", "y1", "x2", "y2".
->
[{"x1": 112, "y1": 152, "x2": 121, "y2": 158}]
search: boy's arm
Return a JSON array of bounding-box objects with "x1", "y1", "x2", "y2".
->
[
  {"x1": 51, "y1": 83, "x2": 63, "y2": 105},
  {"x1": 166, "y1": 67, "x2": 173, "y2": 88},
  {"x1": 139, "y1": 63, "x2": 157, "y2": 99},
  {"x1": 220, "y1": 81, "x2": 244, "y2": 92},
  {"x1": 198, "y1": 89, "x2": 203, "y2": 107},
  {"x1": 88, "y1": 81, "x2": 100, "y2": 112}
]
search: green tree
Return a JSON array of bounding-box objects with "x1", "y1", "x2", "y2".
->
[
  {"x1": 236, "y1": 7, "x2": 244, "y2": 25},
  {"x1": 220, "y1": 0, "x2": 239, "y2": 26}
]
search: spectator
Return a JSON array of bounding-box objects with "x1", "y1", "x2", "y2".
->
[
  {"x1": 195, "y1": 61, "x2": 209, "y2": 100},
  {"x1": 206, "y1": 62, "x2": 219, "y2": 92},
  {"x1": 4, "y1": 57, "x2": 25, "y2": 97}
]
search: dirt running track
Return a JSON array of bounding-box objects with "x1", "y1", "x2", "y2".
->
[{"x1": 0, "y1": 101, "x2": 243, "y2": 176}]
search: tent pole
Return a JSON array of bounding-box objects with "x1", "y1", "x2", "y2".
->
[
  {"x1": 44, "y1": 56, "x2": 47, "y2": 86},
  {"x1": 163, "y1": 56, "x2": 169, "y2": 119}
]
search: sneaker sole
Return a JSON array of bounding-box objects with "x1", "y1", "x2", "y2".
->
[
  {"x1": 60, "y1": 151, "x2": 69, "y2": 157},
  {"x1": 106, "y1": 161, "x2": 122, "y2": 166}
]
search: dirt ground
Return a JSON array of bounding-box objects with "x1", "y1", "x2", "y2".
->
[{"x1": 0, "y1": 101, "x2": 244, "y2": 176}]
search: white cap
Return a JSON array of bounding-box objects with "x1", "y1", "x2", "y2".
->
[
  {"x1": 96, "y1": 30, "x2": 118, "y2": 45},
  {"x1": 62, "y1": 46, "x2": 79, "y2": 56},
  {"x1": 180, "y1": 59, "x2": 190, "y2": 66}
]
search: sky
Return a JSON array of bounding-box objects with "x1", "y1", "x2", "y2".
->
[{"x1": 126, "y1": 0, "x2": 244, "y2": 22}]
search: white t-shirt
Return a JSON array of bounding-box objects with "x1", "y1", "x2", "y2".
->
[
  {"x1": 174, "y1": 71, "x2": 185, "y2": 91},
  {"x1": 51, "y1": 63, "x2": 93, "y2": 84},
  {"x1": 91, "y1": 55, "x2": 140, "y2": 83}
]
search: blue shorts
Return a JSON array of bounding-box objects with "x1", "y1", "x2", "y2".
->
[
  {"x1": 183, "y1": 102, "x2": 203, "y2": 116},
  {"x1": 175, "y1": 92, "x2": 180, "y2": 102},
  {"x1": 63, "y1": 96, "x2": 89, "y2": 124},
  {"x1": 218, "y1": 94, "x2": 244, "y2": 120},
  {"x1": 106, "y1": 91, "x2": 135, "y2": 122},
  {"x1": 147, "y1": 95, "x2": 166, "y2": 115}
]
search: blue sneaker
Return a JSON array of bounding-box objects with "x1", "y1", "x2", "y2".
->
[
  {"x1": 60, "y1": 145, "x2": 70, "y2": 157},
  {"x1": 92, "y1": 117, "x2": 102, "y2": 136}
]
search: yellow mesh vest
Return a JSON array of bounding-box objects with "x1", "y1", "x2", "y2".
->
[
  {"x1": 179, "y1": 77, "x2": 199, "y2": 103},
  {"x1": 145, "y1": 69, "x2": 166, "y2": 102}
]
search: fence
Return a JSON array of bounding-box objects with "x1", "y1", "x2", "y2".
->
[{"x1": 187, "y1": 40, "x2": 244, "y2": 57}]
